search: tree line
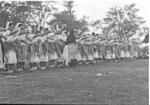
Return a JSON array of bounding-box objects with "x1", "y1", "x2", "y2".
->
[{"x1": 0, "y1": 1, "x2": 147, "y2": 41}]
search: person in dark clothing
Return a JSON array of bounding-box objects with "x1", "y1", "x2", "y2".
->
[
  {"x1": 65, "y1": 30, "x2": 76, "y2": 45},
  {"x1": 143, "y1": 28, "x2": 149, "y2": 43},
  {"x1": 142, "y1": 28, "x2": 149, "y2": 43},
  {"x1": 142, "y1": 33, "x2": 149, "y2": 43},
  {"x1": 63, "y1": 30, "x2": 77, "y2": 66}
]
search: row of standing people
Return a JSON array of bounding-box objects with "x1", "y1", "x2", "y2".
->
[
  {"x1": 75, "y1": 42, "x2": 148, "y2": 63},
  {"x1": 0, "y1": 24, "x2": 148, "y2": 72},
  {"x1": 0, "y1": 37, "x2": 148, "y2": 73}
]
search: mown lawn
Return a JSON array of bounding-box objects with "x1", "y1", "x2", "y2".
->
[{"x1": 0, "y1": 59, "x2": 148, "y2": 104}]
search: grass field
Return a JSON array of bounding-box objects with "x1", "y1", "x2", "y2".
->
[{"x1": 0, "y1": 59, "x2": 148, "y2": 104}]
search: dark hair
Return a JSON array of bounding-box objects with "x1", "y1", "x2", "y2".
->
[
  {"x1": 40, "y1": 26, "x2": 43, "y2": 31},
  {"x1": 92, "y1": 32, "x2": 95, "y2": 35},
  {"x1": 18, "y1": 23, "x2": 23, "y2": 28},
  {"x1": 45, "y1": 28, "x2": 49, "y2": 31},
  {"x1": 9, "y1": 23, "x2": 13, "y2": 27},
  {"x1": 70, "y1": 30, "x2": 74, "y2": 36}
]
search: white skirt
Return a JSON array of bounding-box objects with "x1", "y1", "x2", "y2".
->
[
  {"x1": 76, "y1": 52, "x2": 82, "y2": 61},
  {"x1": 63, "y1": 44, "x2": 77, "y2": 63},
  {"x1": 63, "y1": 45, "x2": 68, "y2": 62},
  {"x1": 105, "y1": 53, "x2": 111, "y2": 59},
  {"x1": 133, "y1": 51, "x2": 138, "y2": 57},
  {"x1": 125, "y1": 51, "x2": 130, "y2": 58},
  {"x1": 6, "y1": 50, "x2": 17, "y2": 64},
  {"x1": 49, "y1": 52, "x2": 58, "y2": 60},
  {"x1": 112, "y1": 53, "x2": 116, "y2": 59},
  {"x1": 93, "y1": 52, "x2": 99, "y2": 59},
  {"x1": 40, "y1": 55, "x2": 49, "y2": 62},
  {"x1": 120, "y1": 50, "x2": 125, "y2": 58},
  {"x1": 81, "y1": 56, "x2": 86, "y2": 61},
  {"x1": 105, "y1": 50, "x2": 111, "y2": 59},
  {"x1": 99, "y1": 53, "x2": 103, "y2": 59},
  {"x1": 87, "y1": 54, "x2": 94, "y2": 60},
  {"x1": 31, "y1": 55, "x2": 40, "y2": 63}
]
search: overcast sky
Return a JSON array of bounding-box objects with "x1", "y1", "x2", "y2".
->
[{"x1": 57, "y1": 0, "x2": 150, "y2": 26}]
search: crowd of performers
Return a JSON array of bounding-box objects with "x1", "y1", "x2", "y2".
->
[{"x1": 0, "y1": 22, "x2": 149, "y2": 73}]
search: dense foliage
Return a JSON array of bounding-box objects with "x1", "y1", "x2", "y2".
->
[{"x1": 0, "y1": 1, "x2": 146, "y2": 40}]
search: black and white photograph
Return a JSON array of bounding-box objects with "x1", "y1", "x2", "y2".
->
[{"x1": 0, "y1": 0, "x2": 149, "y2": 104}]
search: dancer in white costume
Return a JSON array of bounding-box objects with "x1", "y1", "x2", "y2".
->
[
  {"x1": 100, "y1": 43, "x2": 105, "y2": 61},
  {"x1": 93, "y1": 43, "x2": 100, "y2": 62},
  {"x1": 26, "y1": 26, "x2": 42, "y2": 70},
  {"x1": 94, "y1": 43, "x2": 101, "y2": 62},
  {"x1": 40, "y1": 40, "x2": 49, "y2": 69},
  {"x1": 15, "y1": 25, "x2": 30, "y2": 71},
  {"x1": 86, "y1": 43, "x2": 94, "y2": 62},
  {"x1": 132, "y1": 45, "x2": 139, "y2": 58},
  {"x1": 124, "y1": 44, "x2": 130, "y2": 59},
  {"x1": 48, "y1": 35, "x2": 61, "y2": 67},
  {"x1": 55, "y1": 33, "x2": 67, "y2": 66},
  {"x1": 75, "y1": 42, "x2": 82, "y2": 62},
  {"x1": 79, "y1": 42, "x2": 87, "y2": 63},
  {"x1": 39, "y1": 28, "x2": 52, "y2": 69},
  {"x1": 3, "y1": 22, "x2": 23, "y2": 72},
  {"x1": 82, "y1": 44, "x2": 89, "y2": 64},
  {"x1": 0, "y1": 23, "x2": 12, "y2": 70},
  {"x1": 120, "y1": 44, "x2": 125, "y2": 60},
  {"x1": 111, "y1": 44, "x2": 116, "y2": 60},
  {"x1": 4, "y1": 33, "x2": 17, "y2": 72},
  {"x1": 98, "y1": 43, "x2": 103, "y2": 61},
  {"x1": 114, "y1": 43, "x2": 120, "y2": 61},
  {"x1": 45, "y1": 31, "x2": 60, "y2": 67},
  {"x1": 105, "y1": 43, "x2": 112, "y2": 61}
]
